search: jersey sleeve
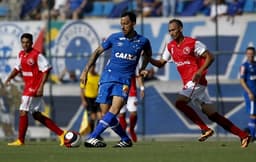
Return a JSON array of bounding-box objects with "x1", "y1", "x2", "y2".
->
[
  {"x1": 101, "y1": 34, "x2": 113, "y2": 50},
  {"x1": 240, "y1": 64, "x2": 246, "y2": 79},
  {"x1": 162, "y1": 45, "x2": 171, "y2": 61},
  {"x1": 194, "y1": 40, "x2": 207, "y2": 56},
  {"x1": 38, "y1": 54, "x2": 52, "y2": 72}
]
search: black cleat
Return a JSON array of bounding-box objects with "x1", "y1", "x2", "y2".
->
[
  {"x1": 84, "y1": 138, "x2": 107, "y2": 148},
  {"x1": 113, "y1": 140, "x2": 133, "y2": 148}
]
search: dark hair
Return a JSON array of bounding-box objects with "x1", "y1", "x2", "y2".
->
[
  {"x1": 121, "y1": 11, "x2": 136, "y2": 23},
  {"x1": 169, "y1": 19, "x2": 183, "y2": 28},
  {"x1": 246, "y1": 46, "x2": 255, "y2": 53},
  {"x1": 21, "y1": 33, "x2": 33, "y2": 42}
]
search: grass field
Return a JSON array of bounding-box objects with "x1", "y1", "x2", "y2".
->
[{"x1": 1, "y1": 140, "x2": 255, "y2": 162}]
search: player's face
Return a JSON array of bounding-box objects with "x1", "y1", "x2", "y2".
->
[
  {"x1": 120, "y1": 16, "x2": 135, "y2": 36},
  {"x1": 246, "y1": 49, "x2": 255, "y2": 62},
  {"x1": 21, "y1": 37, "x2": 33, "y2": 52},
  {"x1": 168, "y1": 22, "x2": 182, "y2": 40}
]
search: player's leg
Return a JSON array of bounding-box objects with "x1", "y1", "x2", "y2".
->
[
  {"x1": 127, "y1": 96, "x2": 138, "y2": 142},
  {"x1": 119, "y1": 104, "x2": 127, "y2": 130},
  {"x1": 247, "y1": 100, "x2": 256, "y2": 141},
  {"x1": 8, "y1": 96, "x2": 32, "y2": 146},
  {"x1": 202, "y1": 104, "x2": 251, "y2": 148},
  {"x1": 84, "y1": 83, "x2": 111, "y2": 147},
  {"x1": 175, "y1": 95, "x2": 211, "y2": 132},
  {"x1": 86, "y1": 98, "x2": 97, "y2": 133},
  {"x1": 30, "y1": 97, "x2": 66, "y2": 146},
  {"x1": 109, "y1": 96, "x2": 132, "y2": 147},
  {"x1": 8, "y1": 110, "x2": 28, "y2": 146}
]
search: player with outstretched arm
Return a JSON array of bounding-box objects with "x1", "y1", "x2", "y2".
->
[
  {"x1": 80, "y1": 11, "x2": 152, "y2": 148},
  {"x1": 149, "y1": 19, "x2": 251, "y2": 148}
]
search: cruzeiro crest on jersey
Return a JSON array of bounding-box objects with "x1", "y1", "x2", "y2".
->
[
  {"x1": 55, "y1": 21, "x2": 103, "y2": 78},
  {"x1": 0, "y1": 23, "x2": 23, "y2": 79}
]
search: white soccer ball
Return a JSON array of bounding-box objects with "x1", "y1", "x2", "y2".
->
[{"x1": 64, "y1": 131, "x2": 81, "y2": 148}]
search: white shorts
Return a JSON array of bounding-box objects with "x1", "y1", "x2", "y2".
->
[
  {"x1": 179, "y1": 81, "x2": 212, "y2": 108},
  {"x1": 120, "y1": 96, "x2": 138, "y2": 113},
  {"x1": 19, "y1": 96, "x2": 44, "y2": 113}
]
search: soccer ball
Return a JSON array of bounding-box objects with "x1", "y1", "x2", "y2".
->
[{"x1": 64, "y1": 131, "x2": 81, "y2": 148}]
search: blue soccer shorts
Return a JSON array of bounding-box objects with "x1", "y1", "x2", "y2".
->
[{"x1": 96, "y1": 82, "x2": 129, "y2": 104}]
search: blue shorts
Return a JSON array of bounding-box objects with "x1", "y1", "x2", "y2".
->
[
  {"x1": 96, "y1": 82, "x2": 129, "y2": 104},
  {"x1": 245, "y1": 99, "x2": 256, "y2": 115}
]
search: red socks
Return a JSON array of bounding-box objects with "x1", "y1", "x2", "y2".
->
[
  {"x1": 37, "y1": 114, "x2": 63, "y2": 136},
  {"x1": 175, "y1": 100, "x2": 210, "y2": 131},
  {"x1": 18, "y1": 115, "x2": 28, "y2": 143},
  {"x1": 208, "y1": 112, "x2": 247, "y2": 138},
  {"x1": 119, "y1": 115, "x2": 127, "y2": 131}
]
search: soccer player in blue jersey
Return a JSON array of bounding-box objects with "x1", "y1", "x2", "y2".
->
[
  {"x1": 240, "y1": 46, "x2": 256, "y2": 141},
  {"x1": 80, "y1": 11, "x2": 152, "y2": 148}
]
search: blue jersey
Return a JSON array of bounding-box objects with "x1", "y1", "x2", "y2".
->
[
  {"x1": 100, "y1": 32, "x2": 151, "y2": 86},
  {"x1": 240, "y1": 61, "x2": 256, "y2": 96}
]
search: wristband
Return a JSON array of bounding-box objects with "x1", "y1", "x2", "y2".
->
[{"x1": 140, "y1": 86, "x2": 145, "y2": 91}]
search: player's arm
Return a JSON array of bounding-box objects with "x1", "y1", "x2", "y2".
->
[
  {"x1": 193, "y1": 41, "x2": 214, "y2": 82},
  {"x1": 137, "y1": 75, "x2": 145, "y2": 98},
  {"x1": 150, "y1": 44, "x2": 169, "y2": 68},
  {"x1": 80, "y1": 46, "x2": 104, "y2": 84},
  {"x1": 193, "y1": 50, "x2": 214, "y2": 82},
  {"x1": 198, "y1": 50, "x2": 214, "y2": 74},
  {"x1": 240, "y1": 66, "x2": 254, "y2": 100},
  {"x1": 240, "y1": 78, "x2": 254, "y2": 100},
  {"x1": 140, "y1": 41, "x2": 152, "y2": 71},
  {"x1": 150, "y1": 58, "x2": 167, "y2": 68},
  {"x1": 80, "y1": 84, "x2": 88, "y2": 108},
  {"x1": 37, "y1": 70, "x2": 50, "y2": 96},
  {"x1": 4, "y1": 69, "x2": 20, "y2": 86},
  {"x1": 37, "y1": 54, "x2": 52, "y2": 96}
]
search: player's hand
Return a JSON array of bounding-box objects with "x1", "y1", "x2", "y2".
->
[
  {"x1": 248, "y1": 92, "x2": 254, "y2": 101},
  {"x1": 4, "y1": 80, "x2": 11, "y2": 87},
  {"x1": 192, "y1": 72, "x2": 201, "y2": 83},
  {"x1": 139, "y1": 69, "x2": 149, "y2": 78},
  {"x1": 82, "y1": 100, "x2": 88, "y2": 109},
  {"x1": 80, "y1": 71, "x2": 88, "y2": 85},
  {"x1": 140, "y1": 90, "x2": 145, "y2": 99},
  {"x1": 36, "y1": 87, "x2": 43, "y2": 97}
]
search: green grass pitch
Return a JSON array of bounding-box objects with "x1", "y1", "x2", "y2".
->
[{"x1": 1, "y1": 140, "x2": 255, "y2": 162}]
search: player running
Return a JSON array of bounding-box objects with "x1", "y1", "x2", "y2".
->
[{"x1": 149, "y1": 19, "x2": 251, "y2": 148}]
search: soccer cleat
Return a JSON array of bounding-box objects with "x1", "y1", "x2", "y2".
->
[
  {"x1": 58, "y1": 130, "x2": 67, "y2": 146},
  {"x1": 241, "y1": 135, "x2": 251, "y2": 148},
  {"x1": 84, "y1": 138, "x2": 107, "y2": 148},
  {"x1": 129, "y1": 128, "x2": 137, "y2": 142},
  {"x1": 198, "y1": 129, "x2": 214, "y2": 142},
  {"x1": 113, "y1": 140, "x2": 133, "y2": 148},
  {"x1": 7, "y1": 139, "x2": 24, "y2": 146}
]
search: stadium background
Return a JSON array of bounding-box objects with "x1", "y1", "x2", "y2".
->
[{"x1": 0, "y1": 1, "x2": 256, "y2": 141}]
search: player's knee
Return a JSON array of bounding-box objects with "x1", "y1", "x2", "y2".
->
[
  {"x1": 175, "y1": 100, "x2": 186, "y2": 109},
  {"x1": 32, "y1": 111, "x2": 42, "y2": 120},
  {"x1": 19, "y1": 110, "x2": 28, "y2": 116}
]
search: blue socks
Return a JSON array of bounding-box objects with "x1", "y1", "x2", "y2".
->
[
  {"x1": 90, "y1": 112, "x2": 130, "y2": 142},
  {"x1": 248, "y1": 117, "x2": 256, "y2": 138}
]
